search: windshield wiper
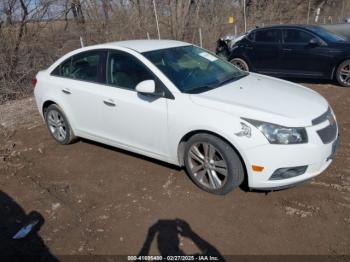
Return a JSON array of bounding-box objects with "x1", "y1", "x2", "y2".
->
[
  {"x1": 217, "y1": 73, "x2": 248, "y2": 87},
  {"x1": 186, "y1": 84, "x2": 217, "y2": 94},
  {"x1": 185, "y1": 73, "x2": 249, "y2": 94}
]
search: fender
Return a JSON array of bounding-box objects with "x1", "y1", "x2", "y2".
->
[{"x1": 173, "y1": 125, "x2": 251, "y2": 170}]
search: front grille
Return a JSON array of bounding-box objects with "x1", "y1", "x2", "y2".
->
[
  {"x1": 317, "y1": 123, "x2": 337, "y2": 144},
  {"x1": 312, "y1": 107, "x2": 331, "y2": 125}
]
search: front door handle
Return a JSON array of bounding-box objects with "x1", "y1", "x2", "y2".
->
[
  {"x1": 282, "y1": 48, "x2": 292, "y2": 51},
  {"x1": 62, "y1": 88, "x2": 71, "y2": 95},
  {"x1": 103, "y1": 99, "x2": 116, "y2": 107},
  {"x1": 245, "y1": 46, "x2": 253, "y2": 50}
]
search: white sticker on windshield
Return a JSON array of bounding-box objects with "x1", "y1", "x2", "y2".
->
[{"x1": 199, "y1": 52, "x2": 218, "y2": 62}]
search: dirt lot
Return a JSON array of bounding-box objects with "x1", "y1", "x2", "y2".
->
[{"x1": 0, "y1": 82, "x2": 349, "y2": 259}]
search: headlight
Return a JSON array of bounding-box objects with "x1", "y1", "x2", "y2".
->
[{"x1": 243, "y1": 118, "x2": 308, "y2": 144}]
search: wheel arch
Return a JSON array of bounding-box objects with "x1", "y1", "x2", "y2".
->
[
  {"x1": 177, "y1": 130, "x2": 247, "y2": 178},
  {"x1": 42, "y1": 100, "x2": 57, "y2": 118},
  {"x1": 332, "y1": 57, "x2": 350, "y2": 79},
  {"x1": 41, "y1": 99, "x2": 76, "y2": 132}
]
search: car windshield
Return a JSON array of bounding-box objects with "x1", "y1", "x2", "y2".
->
[
  {"x1": 143, "y1": 45, "x2": 248, "y2": 94},
  {"x1": 308, "y1": 26, "x2": 346, "y2": 42}
]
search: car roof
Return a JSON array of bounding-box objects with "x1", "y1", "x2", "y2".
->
[
  {"x1": 96, "y1": 39, "x2": 191, "y2": 53},
  {"x1": 251, "y1": 24, "x2": 321, "y2": 31}
]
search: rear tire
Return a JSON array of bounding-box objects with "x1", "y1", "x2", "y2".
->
[
  {"x1": 335, "y1": 59, "x2": 350, "y2": 87},
  {"x1": 184, "y1": 133, "x2": 245, "y2": 195},
  {"x1": 230, "y1": 57, "x2": 249, "y2": 72},
  {"x1": 44, "y1": 104, "x2": 77, "y2": 145}
]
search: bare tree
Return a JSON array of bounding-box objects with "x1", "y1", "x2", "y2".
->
[
  {"x1": 71, "y1": 0, "x2": 84, "y2": 23},
  {"x1": 0, "y1": 0, "x2": 348, "y2": 103}
]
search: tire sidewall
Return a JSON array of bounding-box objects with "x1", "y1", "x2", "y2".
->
[
  {"x1": 230, "y1": 57, "x2": 250, "y2": 72},
  {"x1": 184, "y1": 134, "x2": 244, "y2": 195},
  {"x1": 44, "y1": 104, "x2": 73, "y2": 145},
  {"x1": 336, "y1": 59, "x2": 350, "y2": 87}
]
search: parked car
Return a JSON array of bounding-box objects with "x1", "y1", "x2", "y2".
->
[
  {"x1": 216, "y1": 33, "x2": 249, "y2": 59},
  {"x1": 217, "y1": 25, "x2": 350, "y2": 87},
  {"x1": 34, "y1": 40, "x2": 338, "y2": 195}
]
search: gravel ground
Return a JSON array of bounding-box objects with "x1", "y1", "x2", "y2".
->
[{"x1": 0, "y1": 82, "x2": 349, "y2": 260}]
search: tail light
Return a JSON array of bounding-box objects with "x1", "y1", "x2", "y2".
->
[{"x1": 32, "y1": 78, "x2": 37, "y2": 87}]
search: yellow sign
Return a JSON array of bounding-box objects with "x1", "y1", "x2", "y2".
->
[{"x1": 228, "y1": 16, "x2": 235, "y2": 24}]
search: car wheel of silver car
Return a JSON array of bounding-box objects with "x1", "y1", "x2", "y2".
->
[
  {"x1": 336, "y1": 59, "x2": 350, "y2": 87},
  {"x1": 45, "y1": 104, "x2": 77, "y2": 145},
  {"x1": 230, "y1": 58, "x2": 249, "y2": 72},
  {"x1": 184, "y1": 133, "x2": 245, "y2": 195}
]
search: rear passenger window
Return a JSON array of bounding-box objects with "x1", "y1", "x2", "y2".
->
[
  {"x1": 71, "y1": 52, "x2": 100, "y2": 82},
  {"x1": 51, "y1": 58, "x2": 72, "y2": 77},
  {"x1": 255, "y1": 29, "x2": 281, "y2": 43},
  {"x1": 61, "y1": 59, "x2": 72, "y2": 77},
  {"x1": 51, "y1": 51, "x2": 101, "y2": 83}
]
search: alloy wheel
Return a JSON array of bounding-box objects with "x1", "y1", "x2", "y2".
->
[
  {"x1": 47, "y1": 110, "x2": 67, "y2": 142},
  {"x1": 339, "y1": 63, "x2": 350, "y2": 85},
  {"x1": 230, "y1": 58, "x2": 249, "y2": 71},
  {"x1": 188, "y1": 142, "x2": 228, "y2": 190}
]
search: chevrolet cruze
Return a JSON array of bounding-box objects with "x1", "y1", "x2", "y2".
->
[{"x1": 33, "y1": 40, "x2": 339, "y2": 194}]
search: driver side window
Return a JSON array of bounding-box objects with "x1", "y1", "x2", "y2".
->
[{"x1": 283, "y1": 29, "x2": 314, "y2": 44}]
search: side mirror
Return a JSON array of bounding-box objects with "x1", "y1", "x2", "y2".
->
[
  {"x1": 135, "y1": 80, "x2": 155, "y2": 95},
  {"x1": 309, "y1": 38, "x2": 321, "y2": 47}
]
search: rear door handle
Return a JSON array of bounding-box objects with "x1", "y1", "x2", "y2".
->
[
  {"x1": 62, "y1": 88, "x2": 71, "y2": 94},
  {"x1": 103, "y1": 99, "x2": 116, "y2": 107},
  {"x1": 282, "y1": 48, "x2": 292, "y2": 51}
]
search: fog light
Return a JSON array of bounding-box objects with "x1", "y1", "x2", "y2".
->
[{"x1": 269, "y1": 166, "x2": 307, "y2": 180}]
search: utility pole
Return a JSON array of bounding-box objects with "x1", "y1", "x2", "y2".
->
[
  {"x1": 307, "y1": 0, "x2": 311, "y2": 24},
  {"x1": 198, "y1": 28, "x2": 202, "y2": 47},
  {"x1": 315, "y1": 7, "x2": 321, "y2": 23},
  {"x1": 80, "y1": 36, "x2": 84, "y2": 47},
  {"x1": 152, "y1": 0, "x2": 161, "y2": 39},
  {"x1": 341, "y1": 0, "x2": 345, "y2": 22},
  {"x1": 243, "y1": 0, "x2": 247, "y2": 32}
]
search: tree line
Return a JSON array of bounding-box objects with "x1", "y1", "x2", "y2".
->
[{"x1": 0, "y1": 0, "x2": 348, "y2": 103}]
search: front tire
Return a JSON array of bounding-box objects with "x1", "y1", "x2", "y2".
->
[
  {"x1": 44, "y1": 104, "x2": 77, "y2": 145},
  {"x1": 230, "y1": 57, "x2": 249, "y2": 71},
  {"x1": 336, "y1": 59, "x2": 350, "y2": 87},
  {"x1": 184, "y1": 133, "x2": 245, "y2": 195}
]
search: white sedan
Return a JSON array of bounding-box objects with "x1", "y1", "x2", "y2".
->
[{"x1": 33, "y1": 40, "x2": 339, "y2": 194}]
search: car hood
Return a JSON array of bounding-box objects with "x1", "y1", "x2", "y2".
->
[
  {"x1": 189, "y1": 73, "x2": 329, "y2": 127},
  {"x1": 328, "y1": 41, "x2": 350, "y2": 48}
]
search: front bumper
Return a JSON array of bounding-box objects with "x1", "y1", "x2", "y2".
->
[{"x1": 245, "y1": 130, "x2": 339, "y2": 189}]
